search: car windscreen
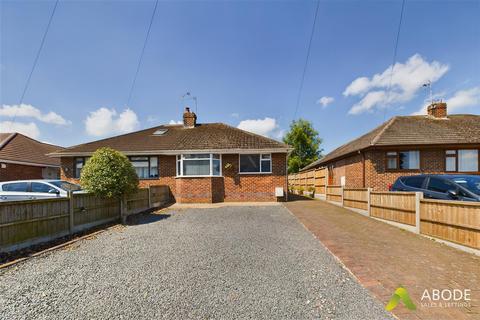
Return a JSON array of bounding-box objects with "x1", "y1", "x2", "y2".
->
[
  {"x1": 447, "y1": 176, "x2": 480, "y2": 196},
  {"x1": 50, "y1": 181, "x2": 82, "y2": 192}
]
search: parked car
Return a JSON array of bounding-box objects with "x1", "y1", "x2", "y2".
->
[
  {"x1": 390, "y1": 174, "x2": 480, "y2": 202},
  {"x1": 0, "y1": 180, "x2": 82, "y2": 202}
]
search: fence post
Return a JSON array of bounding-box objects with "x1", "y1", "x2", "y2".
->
[
  {"x1": 148, "y1": 185, "x2": 152, "y2": 208},
  {"x1": 120, "y1": 195, "x2": 127, "y2": 224},
  {"x1": 341, "y1": 186, "x2": 345, "y2": 207},
  {"x1": 68, "y1": 191, "x2": 74, "y2": 234},
  {"x1": 367, "y1": 188, "x2": 372, "y2": 217},
  {"x1": 415, "y1": 192, "x2": 423, "y2": 234}
]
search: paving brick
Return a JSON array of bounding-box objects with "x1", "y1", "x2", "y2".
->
[{"x1": 285, "y1": 199, "x2": 480, "y2": 320}]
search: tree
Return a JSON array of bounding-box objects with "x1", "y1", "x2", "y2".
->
[
  {"x1": 283, "y1": 119, "x2": 322, "y2": 173},
  {"x1": 80, "y1": 147, "x2": 138, "y2": 198}
]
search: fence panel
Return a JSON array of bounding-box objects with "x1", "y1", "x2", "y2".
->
[
  {"x1": 150, "y1": 185, "x2": 170, "y2": 206},
  {"x1": 73, "y1": 193, "x2": 119, "y2": 232},
  {"x1": 420, "y1": 199, "x2": 480, "y2": 249},
  {"x1": 343, "y1": 188, "x2": 368, "y2": 210},
  {"x1": 326, "y1": 185, "x2": 342, "y2": 203},
  {"x1": 370, "y1": 192, "x2": 416, "y2": 226},
  {"x1": 0, "y1": 198, "x2": 69, "y2": 251},
  {"x1": 314, "y1": 168, "x2": 326, "y2": 195},
  {"x1": 126, "y1": 188, "x2": 150, "y2": 215}
]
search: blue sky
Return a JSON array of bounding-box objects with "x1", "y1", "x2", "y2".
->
[{"x1": 1, "y1": 0, "x2": 479, "y2": 153}]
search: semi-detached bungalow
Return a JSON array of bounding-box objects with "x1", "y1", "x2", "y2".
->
[
  {"x1": 302, "y1": 102, "x2": 480, "y2": 190},
  {"x1": 0, "y1": 133, "x2": 63, "y2": 181},
  {"x1": 50, "y1": 108, "x2": 292, "y2": 203}
]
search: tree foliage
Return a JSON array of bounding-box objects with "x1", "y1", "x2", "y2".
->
[
  {"x1": 80, "y1": 147, "x2": 138, "y2": 198},
  {"x1": 283, "y1": 119, "x2": 322, "y2": 173}
]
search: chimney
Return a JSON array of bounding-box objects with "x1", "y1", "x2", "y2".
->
[
  {"x1": 427, "y1": 102, "x2": 447, "y2": 118},
  {"x1": 183, "y1": 107, "x2": 197, "y2": 128}
]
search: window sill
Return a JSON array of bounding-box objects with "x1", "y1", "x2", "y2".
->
[
  {"x1": 175, "y1": 175, "x2": 224, "y2": 179},
  {"x1": 139, "y1": 177, "x2": 160, "y2": 180},
  {"x1": 238, "y1": 172, "x2": 272, "y2": 175}
]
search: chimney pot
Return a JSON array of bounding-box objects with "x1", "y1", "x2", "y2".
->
[{"x1": 427, "y1": 102, "x2": 447, "y2": 119}]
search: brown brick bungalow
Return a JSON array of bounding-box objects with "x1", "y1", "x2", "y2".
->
[
  {"x1": 49, "y1": 108, "x2": 292, "y2": 203},
  {"x1": 302, "y1": 102, "x2": 480, "y2": 190},
  {"x1": 0, "y1": 133, "x2": 63, "y2": 181}
]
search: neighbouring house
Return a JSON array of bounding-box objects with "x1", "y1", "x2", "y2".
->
[
  {"x1": 302, "y1": 102, "x2": 480, "y2": 190},
  {"x1": 49, "y1": 108, "x2": 291, "y2": 203},
  {"x1": 0, "y1": 132, "x2": 63, "y2": 181}
]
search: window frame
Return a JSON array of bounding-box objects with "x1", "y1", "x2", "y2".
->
[
  {"x1": 74, "y1": 157, "x2": 86, "y2": 179},
  {"x1": 445, "y1": 149, "x2": 479, "y2": 173},
  {"x1": 238, "y1": 153, "x2": 272, "y2": 174},
  {"x1": 128, "y1": 156, "x2": 159, "y2": 180},
  {"x1": 385, "y1": 150, "x2": 421, "y2": 171},
  {"x1": 176, "y1": 153, "x2": 222, "y2": 177}
]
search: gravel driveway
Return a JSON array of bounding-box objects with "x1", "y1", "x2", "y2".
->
[{"x1": 0, "y1": 205, "x2": 392, "y2": 320}]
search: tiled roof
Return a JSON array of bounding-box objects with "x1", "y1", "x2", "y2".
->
[
  {"x1": 302, "y1": 114, "x2": 480, "y2": 170},
  {"x1": 0, "y1": 133, "x2": 63, "y2": 166},
  {"x1": 50, "y1": 123, "x2": 291, "y2": 156}
]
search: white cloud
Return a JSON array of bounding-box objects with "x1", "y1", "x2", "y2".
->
[
  {"x1": 0, "y1": 121, "x2": 40, "y2": 139},
  {"x1": 237, "y1": 117, "x2": 284, "y2": 139},
  {"x1": 0, "y1": 104, "x2": 70, "y2": 125},
  {"x1": 413, "y1": 86, "x2": 480, "y2": 115},
  {"x1": 316, "y1": 96, "x2": 334, "y2": 107},
  {"x1": 345, "y1": 54, "x2": 449, "y2": 115},
  {"x1": 85, "y1": 107, "x2": 139, "y2": 137},
  {"x1": 168, "y1": 120, "x2": 182, "y2": 125}
]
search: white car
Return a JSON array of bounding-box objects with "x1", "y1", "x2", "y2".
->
[{"x1": 0, "y1": 180, "x2": 82, "y2": 202}]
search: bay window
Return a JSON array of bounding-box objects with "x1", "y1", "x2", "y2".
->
[
  {"x1": 239, "y1": 154, "x2": 272, "y2": 173},
  {"x1": 386, "y1": 151, "x2": 420, "y2": 170},
  {"x1": 176, "y1": 154, "x2": 221, "y2": 177},
  {"x1": 129, "y1": 156, "x2": 158, "y2": 179},
  {"x1": 445, "y1": 149, "x2": 479, "y2": 172}
]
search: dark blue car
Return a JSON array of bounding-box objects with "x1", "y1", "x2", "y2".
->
[{"x1": 391, "y1": 174, "x2": 480, "y2": 202}]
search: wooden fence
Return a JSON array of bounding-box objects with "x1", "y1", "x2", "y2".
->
[
  {"x1": 0, "y1": 185, "x2": 171, "y2": 252},
  {"x1": 420, "y1": 199, "x2": 480, "y2": 250},
  {"x1": 343, "y1": 188, "x2": 369, "y2": 211},
  {"x1": 326, "y1": 185, "x2": 342, "y2": 203},
  {"x1": 288, "y1": 168, "x2": 327, "y2": 196},
  {"x1": 304, "y1": 186, "x2": 480, "y2": 251},
  {"x1": 370, "y1": 191, "x2": 418, "y2": 226}
]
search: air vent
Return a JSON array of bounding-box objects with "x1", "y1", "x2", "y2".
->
[{"x1": 153, "y1": 129, "x2": 168, "y2": 136}]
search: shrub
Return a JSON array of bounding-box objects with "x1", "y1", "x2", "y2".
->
[
  {"x1": 297, "y1": 186, "x2": 304, "y2": 195},
  {"x1": 80, "y1": 147, "x2": 138, "y2": 198}
]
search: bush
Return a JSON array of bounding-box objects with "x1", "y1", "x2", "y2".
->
[
  {"x1": 297, "y1": 186, "x2": 304, "y2": 195},
  {"x1": 80, "y1": 147, "x2": 138, "y2": 198}
]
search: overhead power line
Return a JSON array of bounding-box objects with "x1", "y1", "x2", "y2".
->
[
  {"x1": 383, "y1": 0, "x2": 406, "y2": 121},
  {"x1": 126, "y1": 0, "x2": 159, "y2": 107},
  {"x1": 292, "y1": 0, "x2": 320, "y2": 121},
  {"x1": 9, "y1": 0, "x2": 59, "y2": 130}
]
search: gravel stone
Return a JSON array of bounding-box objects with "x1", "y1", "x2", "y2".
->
[{"x1": 0, "y1": 205, "x2": 393, "y2": 319}]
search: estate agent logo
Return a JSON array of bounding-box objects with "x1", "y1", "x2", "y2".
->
[{"x1": 385, "y1": 286, "x2": 416, "y2": 311}]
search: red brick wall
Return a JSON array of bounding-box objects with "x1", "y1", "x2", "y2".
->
[
  {"x1": 60, "y1": 152, "x2": 288, "y2": 202},
  {"x1": 222, "y1": 153, "x2": 287, "y2": 202},
  {"x1": 0, "y1": 163, "x2": 53, "y2": 182},
  {"x1": 328, "y1": 153, "x2": 364, "y2": 187},
  {"x1": 365, "y1": 149, "x2": 454, "y2": 190}
]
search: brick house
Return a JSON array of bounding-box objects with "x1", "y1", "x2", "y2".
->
[
  {"x1": 302, "y1": 102, "x2": 480, "y2": 190},
  {"x1": 50, "y1": 108, "x2": 291, "y2": 203},
  {"x1": 0, "y1": 132, "x2": 63, "y2": 181}
]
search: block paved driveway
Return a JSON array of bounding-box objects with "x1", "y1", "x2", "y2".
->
[
  {"x1": 0, "y1": 205, "x2": 392, "y2": 320},
  {"x1": 285, "y1": 199, "x2": 480, "y2": 320}
]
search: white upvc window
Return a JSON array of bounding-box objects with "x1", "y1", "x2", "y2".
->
[
  {"x1": 239, "y1": 153, "x2": 272, "y2": 173},
  {"x1": 176, "y1": 154, "x2": 222, "y2": 177}
]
